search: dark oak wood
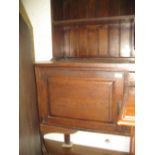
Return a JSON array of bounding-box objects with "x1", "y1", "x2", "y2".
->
[
  {"x1": 52, "y1": 18, "x2": 135, "y2": 59},
  {"x1": 19, "y1": 2, "x2": 42, "y2": 155},
  {"x1": 40, "y1": 124, "x2": 77, "y2": 135},
  {"x1": 64, "y1": 134, "x2": 71, "y2": 145},
  {"x1": 35, "y1": 60, "x2": 135, "y2": 135},
  {"x1": 51, "y1": 0, "x2": 135, "y2": 59},
  {"x1": 34, "y1": 1, "x2": 135, "y2": 153},
  {"x1": 35, "y1": 58, "x2": 135, "y2": 71},
  {"x1": 51, "y1": 0, "x2": 134, "y2": 21}
]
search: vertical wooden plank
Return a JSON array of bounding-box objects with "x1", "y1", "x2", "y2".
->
[
  {"x1": 87, "y1": 0, "x2": 96, "y2": 18},
  {"x1": 53, "y1": 26, "x2": 64, "y2": 58},
  {"x1": 120, "y1": 22, "x2": 131, "y2": 57},
  {"x1": 109, "y1": 0, "x2": 120, "y2": 16},
  {"x1": 52, "y1": 0, "x2": 63, "y2": 20},
  {"x1": 119, "y1": 0, "x2": 127, "y2": 15},
  {"x1": 78, "y1": 0, "x2": 88, "y2": 19},
  {"x1": 119, "y1": 0, "x2": 128, "y2": 15},
  {"x1": 119, "y1": 0, "x2": 135, "y2": 15},
  {"x1": 98, "y1": 25, "x2": 108, "y2": 56},
  {"x1": 63, "y1": 0, "x2": 70, "y2": 20},
  {"x1": 130, "y1": 0, "x2": 135, "y2": 15},
  {"x1": 69, "y1": 27, "x2": 79, "y2": 57},
  {"x1": 96, "y1": 0, "x2": 109, "y2": 17},
  {"x1": 69, "y1": 0, "x2": 78, "y2": 19},
  {"x1": 109, "y1": 23, "x2": 119, "y2": 57},
  {"x1": 87, "y1": 25, "x2": 98, "y2": 57},
  {"x1": 79, "y1": 26, "x2": 88, "y2": 57},
  {"x1": 63, "y1": 27, "x2": 70, "y2": 57}
]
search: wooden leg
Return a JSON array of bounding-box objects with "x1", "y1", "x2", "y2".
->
[
  {"x1": 64, "y1": 134, "x2": 70, "y2": 144},
  {"x1": 130, "y1": 126, "x2": 135, "y2": 155},
  {"x1": 62, "y1": 134, "x2": 73, "y2": 148}
]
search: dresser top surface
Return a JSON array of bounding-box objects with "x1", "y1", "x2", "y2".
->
[{"x1": 35, "y1": 58, "x2": 135, "y2": 71}]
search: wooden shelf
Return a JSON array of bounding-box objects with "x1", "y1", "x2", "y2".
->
[
  {"x1": 35, "y1": 58, "x2": 135, "y2": 72},
  {"x1": 52, "y1": 57, "x2": 135, "y2": 63},
  {"x1": 53, "y1": 15, "x2": 135, "y2": 26}
]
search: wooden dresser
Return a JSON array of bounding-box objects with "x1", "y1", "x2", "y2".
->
[{"x1": 35, "y1": 0, "x2": 135, "y2": 152}]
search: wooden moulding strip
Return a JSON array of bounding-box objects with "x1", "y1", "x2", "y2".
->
[{"x1": 53, "y1": 15, "x2": 135, "y2": 26}]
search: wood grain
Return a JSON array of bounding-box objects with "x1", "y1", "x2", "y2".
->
[
  {"x1": 87, "y1": 26, "x2": 98, "y2": 56},
  {"x1": 35, "y1": 62, "x2": 133, "y2": 135},
  {"x1": 109, "y1": 23, "x2": 120, "y2": 57},
  {"x1": 120, "y1": 22, "x2": 131, "y2": 57},
  {"x1": 52, "y1": 0, "x2": 135, "y2": 20},
  {"x1": 79, "y1": 26, "x2": 88, "y2": 57},
  {"x1": 61, "y1": 20, "x2": 134, "y2": 58},
  {"x1": 51, "y1": 0, "x2": 135, "y2": 58},
  {"x1": 98, "y1": 25, "x2": 108, "y2": 56}
]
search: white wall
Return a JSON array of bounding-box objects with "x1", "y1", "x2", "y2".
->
[
  {"x1": 21, "y1": 0, "x2": 130, "y2": 152},
  {"x1": 21, "y1": 0, "x2": 52, "y2": 61}
]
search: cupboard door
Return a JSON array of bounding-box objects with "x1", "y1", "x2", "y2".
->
[
  {"x1": 48, "y1": 76, "x2": 113, "y2": 122},
  {"x1": 35, "y1": 66, "x2": 126, "y2": 133}
]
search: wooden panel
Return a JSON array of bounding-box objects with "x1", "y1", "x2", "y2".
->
[
  {"x1": 63, "y1": 27, "x2": 70, "y2": 57},
  {"x1": 109, "y1": 0, "x2": 135, "y2": 16},
  {"x1": 109, "y1": 23, "x2": 120, "y2": 57},
  {"x1": 109, "y1": 0, "x2": 120, "y2": 16},
  {"x1": 98, "y1": 25, "x2": 108, "y2": 56},
  {"x1": 119, "y1": 0, "x2": 135, "y2": 15},
  {"x1": 52, "y1": 0, "x2": 135, "y2": 20},
  {"x1": 87, "y1": 26, "x2": 98, "y2": 56},
  {"x1": 51, "y1": 0, "x2": 63, "y2": 20},
  {"x1": 79, "y1": 26, "x2": 88, "y2": 57},
  {"x1": 35, "y1": 63, "x2": 131, "y2": 135},
  {"x1": 78, "y1": 0, "x2": 88, "y2": 19},
  {"x1": 96, "y1": 0, "x2": 109, "y2": 17},
  {"x1": 120, "y1": 22, "x2": 131, "y2": 57},
  {"x1": 40, "y1": 124, "x2": 76, "y2": 135},
  {"x1": 53, "y1": 26, "x2": 64, "y2": 58},
  {"x1": 87, "y1": 0, "x2": 96, "y2": 18},
  {"x1": 130, "y1": 0, "x2": 135, "y2": 15},
  {"x1": 19, "y1": 6, "x2": 42, "y2": 155},
  {"x1": 59, "y1": 21, "x2": 134, "y2": 58},
  {"x1": 69, "y1": 0, "x2": 78, "y2": 19},
  {"x1": 52, "y1": 0, "x2": 135, "y2": 59},
  {"x1": 69, "y1": 27, "x2": 79, "y2": 57},
  {"x1": 63, "y1": 0, "x2": 70, "y2": 20},
  {"x1": 48, "y1": 77, "x2": 113, "y2": 122}
]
